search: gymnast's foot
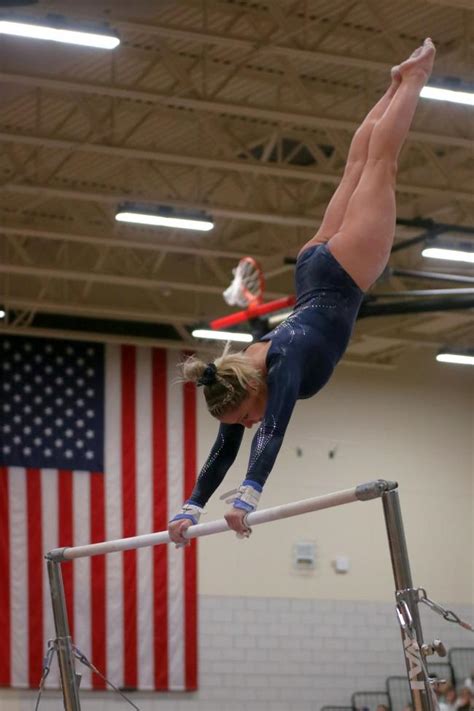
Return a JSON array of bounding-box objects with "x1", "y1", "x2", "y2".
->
[
  {"x1": 388, "y1": 68, "x2": 402, "y2": 94},
  {"x1": 392, "y1": 38, "x2": 436, "y2": 82},
  {"x1": 390, "y1": 65, "x2": 402, "y2": 84}
]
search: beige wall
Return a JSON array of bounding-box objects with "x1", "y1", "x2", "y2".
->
[{"x1": 196, "y1": 352, "x2": 474, "y2": 604}]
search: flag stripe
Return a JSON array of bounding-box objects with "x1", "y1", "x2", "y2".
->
[
  {"x1": 152, "y1": 348, "x2": 169, "y2": 690},
  {"x1": 26, "y1": 469, "x2": 43, "y2": 687},
  {"x1": 136, "y1": 348, "x2": 154, "y2": 689},
  {"x1": 90, "y1": 471, "x2": 106, "y2": 689},
  {"x1": 184, "y1": 381, "x2": 198, "y2": 690},
  {"x1": 167, "y1": 352, "x2": 185, "y2": 690},
  {"x1": 105, "y1": 344, "x2": 124, "y2": 687},
  {"x1": 41, "y1": 468, "x2": 59, "y2": 689},
  {"x1": 0, "y1": 467, "x2": 11, "y2": 685},
  {"x1": 73, "y1": 472, "x2": 92, "y2": 689},
  {"x1": 58, "y1": 470, "x2": 74, "y2": 639},
  {"x1": 9, "y1": 468, "x2": 28, "y2": 686},
  {"x1": 121, "y1": 345, "x2": 138, "y2": 688}
]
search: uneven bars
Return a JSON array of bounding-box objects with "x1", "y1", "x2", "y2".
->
[{"x1": 46, "y1": 479, "x2": 397, "y2": 562}]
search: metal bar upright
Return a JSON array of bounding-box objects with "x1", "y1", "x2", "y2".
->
[
  {"x1": 382, "y1": 489, "x2": 438, "y2": 711},
  {"x1": 47, "y1": 560, "x2": 81, "y2": 711}
]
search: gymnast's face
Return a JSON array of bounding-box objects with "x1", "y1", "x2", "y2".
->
[{"x1": 219, "y1": 382, "x2": 267, "y2": 429}]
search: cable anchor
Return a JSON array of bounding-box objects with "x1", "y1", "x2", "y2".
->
[
  {"x1": 34, "y1": 639, "x2": 142, "y2": 710},
  {"x1": 417, "y1": 588, "x2": 474, "y2": 632},
  {"x1": 72, "y1": 644, "x2": 141, "y2": 710}
]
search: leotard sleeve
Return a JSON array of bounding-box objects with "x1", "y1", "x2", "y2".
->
[
  {"x1": 187, "y1": 423, "x2": 245, "y2": 508},
  {"x1": 245, "y1": 348, "x2": 301, "y2": 489}
]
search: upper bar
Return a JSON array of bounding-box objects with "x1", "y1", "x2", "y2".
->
[{"x1": 46, "y1": 479, "x2": 397, "y2": 562}]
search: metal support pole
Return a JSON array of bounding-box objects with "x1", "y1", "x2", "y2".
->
[
  {"x1": 382, "y1": 490, "x2": 438, "y2": 711},
  {"x1": 47, "y1": 560, "x2": 82, "y2": 711}
]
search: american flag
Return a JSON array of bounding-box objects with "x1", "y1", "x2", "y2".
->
[{"x1": 0, "y1": 335, "x2": 198, "y2": 691}]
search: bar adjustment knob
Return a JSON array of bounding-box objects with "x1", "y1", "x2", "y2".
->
[{"x1": 421, "y1": 638, "x2": 447, "y2": 658}]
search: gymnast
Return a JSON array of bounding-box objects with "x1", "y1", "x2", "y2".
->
[{"x1": 169, "y1": 38, "x2": 436, "y2": 543}]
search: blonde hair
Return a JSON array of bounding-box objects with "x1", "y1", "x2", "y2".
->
[{"x1": 180, "y1": 342, "x2": 263, "y2": 418}]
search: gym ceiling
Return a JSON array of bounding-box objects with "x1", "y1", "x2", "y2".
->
[{"x1": 0, "y1": 0, "x2": 472, "y2": 368}]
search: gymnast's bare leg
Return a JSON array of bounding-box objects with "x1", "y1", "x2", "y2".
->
[
  {"x1": 298, "y1": 38, "x2": 435, "y2": 291},
  {"x1": 298, "y1": 73, "x2": 401, "y2": 254}
]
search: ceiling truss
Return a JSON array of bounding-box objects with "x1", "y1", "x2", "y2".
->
[{"x1": 0, "y1": 0, "x2": 472, "y2": 366}]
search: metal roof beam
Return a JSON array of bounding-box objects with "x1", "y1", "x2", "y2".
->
[
  {"x1": 423, "y1": 0, "x2": 473, "y2": 7},
  {"x1": 2, "y1": 182, "x2": 472, "y2": 235},
  {"x1": 0, "y1": 225, "x2": 250, "y2": 260},
  {"x1": 2, "y1": 183, "x2": 319, "y2": 227},
  {"x1": 30, "y1": 9, "x2": 393, "y2": 72},
  {"x1": 2, "y1": 296, "x2": 195, "y2": 325},
  {"x1": 0, "y1": 72, "x2": 471, "y2": 152},
  {"x1": 0, "y1": 325, "x2": 189, "y2": 350},
  {"x1": 0, "y1": 262, "x2": 286, "y2": 299}
]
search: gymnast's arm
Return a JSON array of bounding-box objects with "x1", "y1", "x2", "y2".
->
[
  {"x1": 187, "y1": 423, "x2": 245, "y2": 507},
  {"x1": 168, "y1": 422, "x2": 245, "y2": 543},
  {"x1": 230, "y1": 353, "x2": 302, "y2": 514}
]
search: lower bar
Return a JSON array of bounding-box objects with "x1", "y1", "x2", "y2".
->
[
  {"x1": 382, "y1": 490, "x2": 438, "y2": 711},
  {"x1": 47, "y1": 560, "x2": 81, "y2": 711},
  {"x1": 47, "y1": 479, "x2": 396, "y2": 562}
]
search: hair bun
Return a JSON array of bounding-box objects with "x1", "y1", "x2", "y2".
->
[{"x1": 197, "y1": 363, "x2": 218, "y2": 387}]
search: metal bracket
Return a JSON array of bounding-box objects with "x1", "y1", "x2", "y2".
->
[
  {"x1": 355, "y1": 479, "x2": 398, "y2": 500},
  {"x1": 45, "y1": 547, "x2": 69, "y2": 562},
  {"x1": 396, "y1": 600, "x2": 413, "y2": 630}
]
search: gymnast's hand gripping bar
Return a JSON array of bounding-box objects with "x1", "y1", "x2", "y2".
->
[{"x1": 46, "y1": 479, "x2": 397, "y2": 562}]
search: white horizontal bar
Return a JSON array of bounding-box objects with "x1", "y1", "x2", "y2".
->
[{"x1": 47, "y1": 481, "x2": 394, "y2": 562}]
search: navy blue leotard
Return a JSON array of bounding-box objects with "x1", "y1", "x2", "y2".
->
[{"x1": 188, "y1": 244, "x2": 364, "y2": 508}]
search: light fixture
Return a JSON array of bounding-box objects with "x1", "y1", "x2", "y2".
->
[
  {"x1": 422, "y1": 247, "x2": 474, "y2": 264},
  {"x1": 116, "y1": 206, "x2": 213, "y2": 232},
  {"x1": 0, "y1": 308, "x2": 5, "y2": 319},
  {"x1": 0, "y1": 18, "x2": 120, "y2": 49},
  {"x1": 192, "y1": 329, "x2": 253, "y2": 343},
  {"x1": 421, "y1": 86, "x2": 474, "y2": 107},
  {"x1": 436, "y1": 351, "x2": 474, "y2": 366}
]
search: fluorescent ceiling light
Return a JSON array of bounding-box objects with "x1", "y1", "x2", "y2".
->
[
  {"x1": 422, "y1": 247, "x2": 474, "y2": 264},
  {"x1": 116, "y1": 210, "x2": 213, "y2": 232},
  {"x1": 0, "y1": 20, "x2": 120, "y2": 49},
  {"x1": 192, "y1": 329, "x2": 253, "y2": 343},
  {"x1": 421, "y1": 86, "x2": 474, "y2": 107},
  {"x1": 436, "y1": 353, "x2": 474, "y2": 366}
]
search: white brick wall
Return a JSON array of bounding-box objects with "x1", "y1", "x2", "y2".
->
[{"x1": 2, "y1": 596, "x2": 473, "y2": 711}]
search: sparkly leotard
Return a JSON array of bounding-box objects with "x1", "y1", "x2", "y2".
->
[{"x1": 188, "y1": 244, "x2": 364, "y2": 508}]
